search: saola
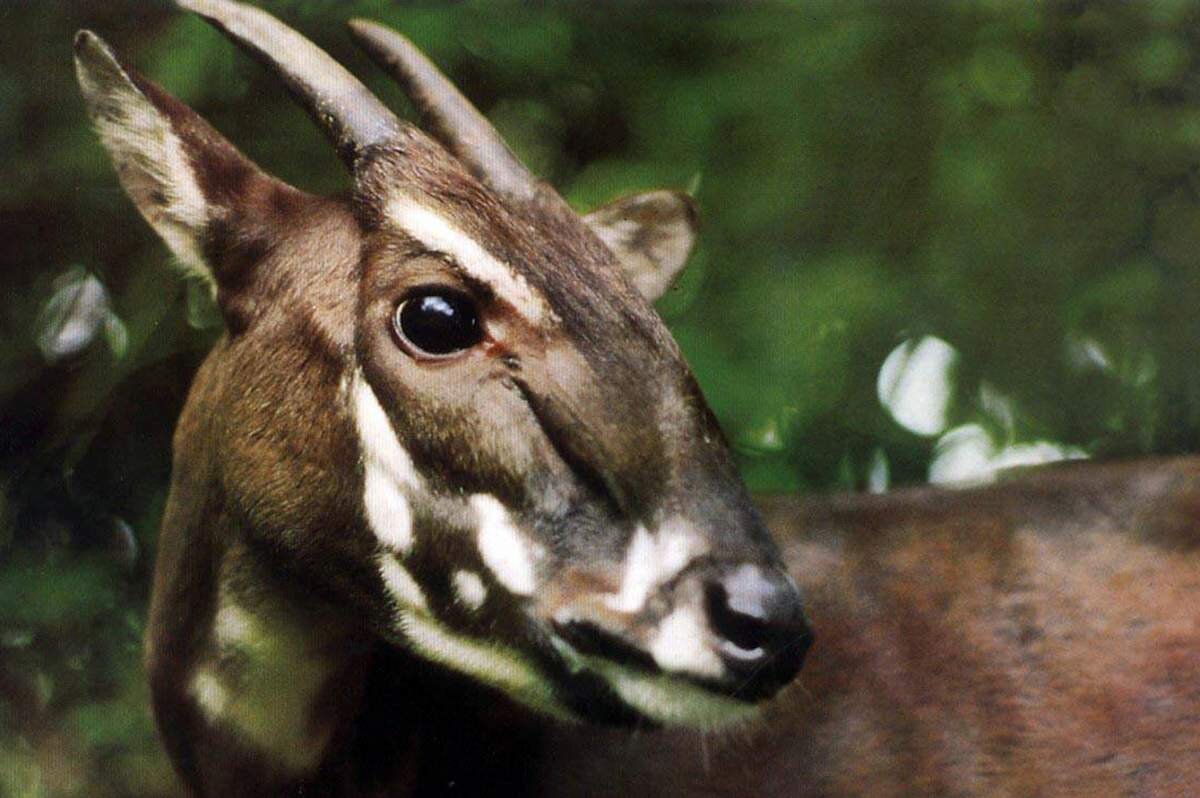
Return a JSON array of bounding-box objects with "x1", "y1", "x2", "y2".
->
[
  {"x1": 79, "y1": 3, "x2": 1200, "y2": 797},
  {"x1": 76, "y1": 0, "x2": 810, "y2": 794}
]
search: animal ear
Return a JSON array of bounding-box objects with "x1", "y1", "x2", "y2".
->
[
  {"x1": 74, "y1": 30, "x2": 288, "y2": 288},
  {"x1": 584, "y1": 190, "x2": 699, "y2": 302}
]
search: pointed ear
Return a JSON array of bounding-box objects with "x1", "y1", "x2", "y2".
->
[
  {"x1": 584, "y1": 190, "x2": 699, "y2": 302},
  {"x1": 74, "y1": 30, "x2": 287, "y2": 289}
]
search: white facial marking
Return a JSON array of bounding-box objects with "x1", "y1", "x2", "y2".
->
[
  {"x1": 649, "y1": 605, "x2": 725, "y2": 679},
  {"x1": 189, "y1": 668, "x2": 229, "y2": 718},
  {"x1": 472, "y1": 494, "x2": 538, "y2": 596},
  {"x1": 452, "y1": 569, "x2": 488, "y2": 611},
  {"x1": 583, "y1": 653, "x2": 757, "y2": 730},
  {"x1": 213, "y1": 602, "x2": 257, "y2": 651},
  {"x1": 607, "y1": 518, "x2": 707, "y2": 614},
  {"x1": 352, "y1": 371, "x2": 421, "y2": 553},
  {"x1": 386, "y1": 196, "x2": 551, "y2": 324},
  {"x1": 76, "y1": 41, "x2": 210, "y2": 285},
  {"x1": 398, "y1": 610, "x2": 569, "y2": 719},
  {"x1": 379, "y1": 554, "x2": 429, "y2": 613},
  {"x1": 363, "y1": 469, "x2": 414, "y2": 552}
]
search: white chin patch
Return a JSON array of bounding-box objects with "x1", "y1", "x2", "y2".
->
[
  {"x1": 472, "y1": 494, "x2": 539, "y2": 596},
  {"x1": 397, "y1": 610, "x2": 570, "y2": 720},
  {"x1": 583, "y1": 654, "x2": 757, "y2": 729}
]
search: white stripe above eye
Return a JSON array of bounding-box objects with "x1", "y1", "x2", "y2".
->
[{"x1": 385, "y1": 196, "x2": 550, "y2": 324}]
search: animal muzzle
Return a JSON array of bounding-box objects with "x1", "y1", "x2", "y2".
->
[
  {"x1": 700, "y1": 562, "x2": 812, "y2": 699},
  {"x1": 547, "y1": 557, "x2": 812, "y2": 706}
]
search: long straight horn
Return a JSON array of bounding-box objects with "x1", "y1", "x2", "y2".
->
[
  {"x1": 348, "y1": 19, "x2": 539, "y2": 202},
  {"x1": 178, "y1": 0, "x2": 402, "y2": 169}
]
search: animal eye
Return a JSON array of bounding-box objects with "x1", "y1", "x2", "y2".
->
[{"x1": 393, "y1": 290, "x2": 482, "y2": 357}]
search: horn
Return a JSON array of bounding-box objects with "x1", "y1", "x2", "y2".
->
[
  {"x1": 177, "y1": 0, "x2": 402, "y2": 169},
  {"x1": 348, "y1": 19, "x2": 539, "y2": 202}
]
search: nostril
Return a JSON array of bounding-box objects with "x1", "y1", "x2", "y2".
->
[
  {"x1": 704, "y1": 581, "x2": 770, "y2": 654},
  {"x1": 703, "y1": 563, "x2": 810, "y2": 694}
]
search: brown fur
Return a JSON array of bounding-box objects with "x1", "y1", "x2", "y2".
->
[{"x1": 533, "y1": 458, "x2": 1200, "y2": 798}]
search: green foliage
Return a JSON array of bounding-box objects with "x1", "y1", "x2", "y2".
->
[{"x1": 1, "y1": 1, "x2": 1199, "y2": 794}]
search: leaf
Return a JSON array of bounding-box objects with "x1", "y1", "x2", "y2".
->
[
  {"x1": 35, "y1": 267, "x2": 111, "y2": 363},
  {"x1": 103, "y1": 313, "x2": 129, "y2": 360},
  {"x1": 185, "y1": 279, "x2": 223, "y2": 330}
]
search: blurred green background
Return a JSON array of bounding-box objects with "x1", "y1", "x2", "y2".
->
[{"x1": 2, "y1": 1, "x2": 1199, "y2": 794}]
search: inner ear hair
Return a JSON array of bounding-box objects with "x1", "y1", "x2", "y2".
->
[
  {"x1": 74, "y1": 30, "x2": 291, "y2": 290},
  {"x1": 584, "y1": 190, "x2": 699, "y2": 302}
]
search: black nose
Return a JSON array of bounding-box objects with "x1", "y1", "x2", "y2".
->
[{"x1": 703, "y1": 563, "x2": 812, "y2": 699}]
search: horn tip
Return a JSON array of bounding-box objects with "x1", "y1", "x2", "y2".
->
[
  {"x1": 348, "y1": 17, "x2": 419, "y2": 52},
  {"x1": 175, "y1": 0, "x2": 238, "y2": 20}
]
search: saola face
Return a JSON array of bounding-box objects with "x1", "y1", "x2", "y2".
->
[
  {"x1": 352, "y1": 139, "x2": 806, "y2": 722},
  {"x1": 77, "y1": 0, "x2": 811, "y2": 729}
]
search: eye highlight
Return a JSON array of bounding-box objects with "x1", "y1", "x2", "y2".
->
[{"x1": 393, "y1": 290, "x2": 483, "y2": 358}]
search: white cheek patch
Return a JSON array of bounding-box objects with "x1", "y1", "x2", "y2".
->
[
  {"x1": 379, "y1": 553, "x2": 429, "y2": 613},
  {"x1": 189, "y1": 669, "x2": 230, "y2": 718},
  {"x1": 606, "y1": 518, "x2": 707, "y2": 615},
  {"x1": 452, "y1": 569, "x2": 488, "y2": 611},
  {"x1": 352, "y1": 371, "x2": 422, "y2": 554},
  {"x1": 192, "y1": 600, "x2": 338, "y2": 774},
  {"x1": 363, "y1": 469, "x2": 414, "y2": 552},
  {"x1": 75, "y1": 37, "x2": 211, "y2": 285},
  {"x1": 214, "y1": 602, "x2": 255, "y2": 651},
  {"x1": 472, "y1": 494, "x2": 539, "y2": 596},
  {"x1": 648, "y1": 605, "x2": 724, "y2": 679},
  {"x1": 385, "y1": 196, "x2": 552, "y2": 324}
]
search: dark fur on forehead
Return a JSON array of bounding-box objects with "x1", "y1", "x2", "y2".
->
[
  {"x1": 354, "y1": 128, "x2": 681, "y2": 384},
  {"x1": 353, "y1": 128, "x2": 706, "y2": 515}
]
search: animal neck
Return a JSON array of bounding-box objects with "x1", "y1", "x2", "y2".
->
[
  {"x1": 149, "y1": 531, "x2": 373, "y2": 791},
  {"x1": 150, "y1": 522, "x2": 549, "y2": 795},
  {"x1": 197, "y1": 549, "x2": 364, "y2": 765}
]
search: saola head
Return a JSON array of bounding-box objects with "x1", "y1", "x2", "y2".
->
[{"x1": 76, "y1": 0, "x2": 811, "y2": 728}]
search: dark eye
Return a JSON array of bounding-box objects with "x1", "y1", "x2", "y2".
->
[{"x1": 393, "y1": 290, "x2": 482, "y2": 357}]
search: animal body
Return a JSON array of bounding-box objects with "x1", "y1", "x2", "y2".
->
[{"x1": 536, "y1": 457, "x2": 1200, "y2": 797}]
